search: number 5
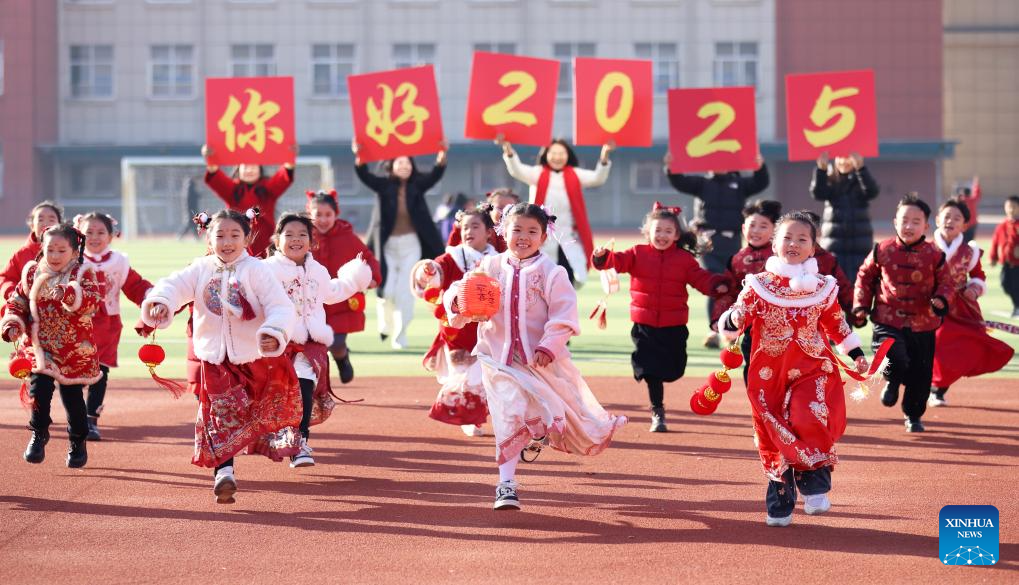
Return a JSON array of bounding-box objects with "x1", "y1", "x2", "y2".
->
[
  {"x1": 804, "y1": 85, "x2": 859, "y2": 148},
  {"x1": 686, "y1": 101, "x2": 741, "y2": 158},
  {"x1": 482, "y1": 71, "x2": 537, "y2": 127}
]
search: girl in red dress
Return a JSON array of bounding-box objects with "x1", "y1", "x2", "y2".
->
[
  {"x1": 412, "y1": 204, "x2": 499, "y2": 437},
  {"x1": 1, "y1": 223, "x2": 103, "y2": 468},
  {"x1": 141, "y1": 210, "x2": 299, "y2": 504},
  {"x1": 0, "y1": 201, "x2": 63, "y2": 302},
  {"x1": 719, "y1": 212, "x2": 869, "y2": 527},
  {"x1": 930, "y1": 198, "x2": 1014, "y2": 406},
  {"x1": 75, "y1": 212, "x2": 153, "y2": 441}
]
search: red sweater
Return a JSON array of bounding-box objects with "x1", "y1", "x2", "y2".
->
[
  {"x1": 314, "y1": 219, "x2": 381, "y2": 334},
  {"x1": 854, "y1": 237, "x2": 953, "y2": 332},
  {"x1": 0, "y1": 233, "x2": 41, "y2": 302},
  {"x1": 205, "y1": 166, "x2": 293, "y2": 258},
  {"x1": 990, "y1": 218, "x2": 1019, "y2": 267},
  {"x1": 594, "y1": 244, "x2": 723, "y2": 328}
]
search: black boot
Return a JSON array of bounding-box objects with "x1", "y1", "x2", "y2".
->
[
  {"x1": 880, "y1": 383, "x2": 899, "y2": 407},
  {"x1": 649, "y1": 407, "x2": 668, "y2": 433},
  {"x1": 86, "y1": 416, "x2": 101, "y2": 441},
  {"x1": 336, "y1": 353, "x2": 354, "y2": 384},
  {"x1": 24, "y1": 431, "x2": 49, "y2": 464},
  {"x1": 67, "y1": 438, "x2": 88, "y2": 468}
]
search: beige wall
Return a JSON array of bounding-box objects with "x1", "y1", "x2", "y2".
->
[{"x1": 944, "y1": 0, "x2": 1019, "y2": 204}]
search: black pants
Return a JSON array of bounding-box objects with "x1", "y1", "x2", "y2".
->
[
  {"x1": 740, "y1": 326, "x2": 753, "y2": 386},
  {"x1": 329, "y1": 332, "x2": 349, "y2": 359},
  {"x1": 873, "y1": 323, "x2": 936, "y2": 420},
  {"x1": 765, "y1": 467, "x2": 832, "y2": 518},
  {"x1": 29, "y1": 374, "x2": 88, "y2": 440},
  {"x1": 86, "y1": 365, "x2": 110, "y2": 418},
  {"x1": 298, "y1": 378, "x2": 314, "y2": 438},
  {"x1": 645, "y1": 378, "x2": 665, "y2": 409},
  {"x1": 1001, "y1": 265, "x2": 1019, "y2": 310},
  {"x1": 557, "y1": 246, "x2": 577, "y2": 287}
]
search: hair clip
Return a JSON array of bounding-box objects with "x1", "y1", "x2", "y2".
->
[
  {"x1": 653, "y1": 201, "x2": 683, "y2": 215},
  {"x1": 305, "y1": 189, "x2": 316, "y2": 200},
  {"x1": 245, "y1": 207, "x2": 260, "y2": 220},
  {"x1": 193, "y1": 211, "x2": 212, "y2": 234}
]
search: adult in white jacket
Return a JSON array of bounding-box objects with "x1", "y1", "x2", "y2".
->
[
  {"x1": 263, "y1": 213, "x2": 373, "y2": 468},
  {"x1": 500, "y1": 138, "x2": 614, "y2": 287},
  {"x1": 141, "y1": 210, "x2": 298, "y2": 505}
]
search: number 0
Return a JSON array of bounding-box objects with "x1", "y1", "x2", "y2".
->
[
  {"x1": 482, "y1": 71, "x2": 538, "y2": 127},
  {"x1": 594, "y1": 72, "x2": 634, "y2": 133},
  {"x1": 685, "y1": 101, "x2": 741, "y2": 158}
]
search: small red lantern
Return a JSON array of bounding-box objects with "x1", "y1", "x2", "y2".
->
[
  {"x1": 458, "y1": 270, "x2": 501, "y2": 321},
  {"x1": 138, "y1": 336, "x2": 184, "y2": 398},
  {"x1": 708, "y1": 370, "x2": 732, "y2": 394},
  {"x1": 8, "y1": 356, "x2": 32, "y2": 380},
  {"x1": 720, "y1": 345, "x2": 744, "y2": 370},
  {"x1": 690, "y1": 385, "x2": 722, "y2": 416}
]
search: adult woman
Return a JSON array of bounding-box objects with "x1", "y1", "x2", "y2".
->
[{"x1": 810, "y1": 152, "x2": 880, "y2": 285}]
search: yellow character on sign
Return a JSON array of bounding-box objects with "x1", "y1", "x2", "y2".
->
[
  {"x1": 686, "y1": 101, "x2": 740, "y2": 158},
  {"x1": 216, "y1": 89, "x2": 285, "y2": 153},
  {"x1": 804, "y1": 85, "x2": 859, "y2": 148},
  {"x1": 365, "y1": 82, "x2": 430, "y2": 146}
]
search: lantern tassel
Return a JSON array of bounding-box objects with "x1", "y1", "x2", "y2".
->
[
  {"x1": 19, "y1": 380, "x2": 34, "y2": 410},
  {"x1": 148, "y1": 367, "x2": 186, "y2": 399},
  {"x1": 589, "y1": 298, "x2": 609, "y2": 330}
]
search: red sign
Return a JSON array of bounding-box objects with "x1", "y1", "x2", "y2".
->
[
  {"x1": 574, "y1": 58, "x2": 653, "y2": 147},
  {"x1": 667, "y1": 87, "x2": 758, "y2": 174},
  {"x1": 465, "y1": 52, "x2": 559, "y2": 146},
  {"x1": 205, "y1": 77, "x2": 296, "y2": 166},
  {"x1": 785, "y1": 69, "x2": 878, "y2": 161},
  {"x1": 348, "y1": 65, "x2": 445, "y2": 164}
]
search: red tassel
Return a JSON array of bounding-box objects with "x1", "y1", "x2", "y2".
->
[
  {"x1": 149, "y1": 367, "x2": 186, "y2": 399},
  {"x1": 598, "y1": 305, "x2": 607, "y2": 330},
  {"x1": 18, "y1": 380, "x2": 34, "y2": 410},
  {"x1": 588, "y1": 300, "x2": 608, "y2": 330},
  {"x1": 237, "y1": 291, "x2": 256, "y2": 321}
]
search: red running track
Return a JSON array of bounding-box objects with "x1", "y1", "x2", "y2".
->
[{"x1": 0, "y1": 377, "x2": 1016, "y2": 584}]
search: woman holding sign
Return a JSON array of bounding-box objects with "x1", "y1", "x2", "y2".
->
[
  {"x1": 355, "y1": 143, "x2": 447, "y2": 350},
  {"x1": 810, "y1": 152, "x2": 880, "y2": 287},
  {"x1": 499, "y1": 138, "x2": 613, "y2": 287}
]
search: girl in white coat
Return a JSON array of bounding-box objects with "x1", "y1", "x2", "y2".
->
[
  {"x1": 142, "y1": 210, "x2": 297, "y2": 504},
  {"x1": 264, "y1": 213, "x2": 373, "y2": 467}
]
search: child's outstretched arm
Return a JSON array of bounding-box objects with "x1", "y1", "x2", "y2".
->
[
  {"x1": 323, "y1": 255, "x2": 373, "y2": 305},
  {"x1": 717, "y1": 285, "x2": 760, "y2": 341},
  {"x1": 591, "y1": 246, "x2": 635, "y2": 274},
  {"x1": 249, "y1": 262, "x2": 295, "y2": 357},
  {"x1": 122, "y1": 265, "x2": 154, "y2": 308},
  {"x1": 931, "y1": 253, "x2": 953, "y2": 316},
  {"x1": 140, "y1": 262, "x2": 203, "y2": 330}
]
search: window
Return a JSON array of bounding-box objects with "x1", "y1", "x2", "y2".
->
[
  {"x1": 311, "y1": 44, "x2": 357, "y2": 97},
  {"x1": 553, "y1": 42, "x2": 595, "y2": 95},
  {"x1": 150, "y1": 44, "x2": 195, "y2": 98},
  {"x1": 474, "y1": 161, "x2": 508, "y2": 193},
  {"x1": 392, "y1": 43, "x2": 436, "y2": 69},
  {"x1": 631, "y1": 161, "x2": 668, "y2": 193},
  {"x1": 634, "y1": 42, "x2": 679, "y2": 93},
  {"x1": 473, "y1": 42, "x2": 516, "y2": 55},
  {"x1": 70, "y1": 45, "x2": 114, "y2": 98},
  {"x1": 69, "y1": 163, "x2": 119, "y2": 198},
  {"x1": 713, "y1": 41, "x2": 758, "y2": 87},
  {"x1": 231, "y1": 44, "x2": 276, "y2": 77},
  {"x1": 0, "y1": 40, "x2": 5, "y2": 96}
]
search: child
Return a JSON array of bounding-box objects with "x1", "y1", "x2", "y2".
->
[
  {"x1": 264, "y1": 213, "x2": 373, "y2": 467},
  {"x1": 593, "y1": 202, "x2": 727, "y2": 433},
  {"x1": 853, "y1": 193, "x2": 953, "y2": 432},
  {"x1": 141, "y1": 210, "x2": 299, "y2": 504},
  {"x1": 711, "y1": 199, "x2": 782, "y2": 384},
  {"x1": 1, "y1": 223, "x2": 103, "y2": 468},
  {"x1": 0, "y1": 201, "x2": 63, "y2": 302},
  {"x1": 202, "y1": 143, "x2": 297, "y2": 258},
  {"x1": 719, "y1": 211, "x2": 869, "y2": 527},
  {"x1": 446, "y1": 188, "x2": 518, "y2": 252},
  {"x1": 500, "y1": 138, "x2": 613, "y2": 287},
  {"x1": 75, "y1": 213, "x2": 153, "y2": 441},
  {"x1": 989, "y1": 195, "x2": 1019, "y2": 317},
  {"x1": 306, "y1": 190, "x2": 382, "y2": 384},
  {"x1": 444, "y1": 203, "x2": 626, "y2": 511},
  {"x1": 930, "y1": 198, "x2": 1013, "y2": 406},
  {"x1": 412, "y1": 204, "x2": 499, "y2": 438}
]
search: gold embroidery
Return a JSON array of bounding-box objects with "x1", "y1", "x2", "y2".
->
[{"x1": 758, "y1": 366, "x2": 773, "y2": 381}]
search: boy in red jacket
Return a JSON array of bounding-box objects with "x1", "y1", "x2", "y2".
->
[
  {"x1": 853, "y1": 193, "x2": 953, "y2": 432},
  {"x1": 989, "y1": 195, "x2": 1019, "y2": 317},
  {"x1": 594, "y1": 202, "x2": 727, "y2": 432}
]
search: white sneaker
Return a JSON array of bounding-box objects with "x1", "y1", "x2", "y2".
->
[
  {"x1": 461, "y1": 424, "x2": 485, "y2": 437},
  {"x1": 494, "y1": 481, "x2": 520, "y2": 511},
  {"x1": 290, "y1": 438, "x2": 315, "y2": 468},
  {"x1": 928, "y1": 394, "x2": 947, "y2": 407},
  {"x1": 765, "y1": 514, "x2": 793, "y2": 527},
  {"x1": 213, "y1": 467, "x2": 237, "y2": 504},
  {"x1": 803, "y1": 493, "x2": 832, "y2": 515}
]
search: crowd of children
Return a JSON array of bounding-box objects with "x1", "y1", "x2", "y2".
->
[{"x1": 1, "y1": 141, "x2": 1015, "y2": 523}]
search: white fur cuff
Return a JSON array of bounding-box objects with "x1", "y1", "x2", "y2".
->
[
  {"x1": 717, "y1": 310, "x2": 741, "y2": 341},
  {"x1": 140, "y1": 296, "x2": 174, "y2": 329},
  {"x1": 61, "y1": 281, "x2": 84, "y2": 312},
  {"x1": 837, "y1": 332, "x2": 862, "y2": 355},
  {"x1": 967, "y1": 278, "x2": 987, "y2": 297},
  {"x1": 338, "y1": 258, "x2": 373, "y2": 292},
  {"x1": 0, "y1": 313, "x2": 26, "y2": 336},
  {"x1": 257, "y1": 325, "x2": 289, "y2": 358}
]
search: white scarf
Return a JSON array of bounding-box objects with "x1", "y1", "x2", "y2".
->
[
  {"x1": 933, "y1": 231, "x2": 963, "y2": 260},
  {"x1": 765, "y1": 256, "x2": 820, "y2": 292}
]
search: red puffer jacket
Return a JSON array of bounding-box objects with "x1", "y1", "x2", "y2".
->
[
  {"x1": 0, "y1": 233, "x2": 42, "y2": 302},
  {"x1": 315, "y1": 219, "x2": 382, "y2": 334},
  {"x1": 594, "y1": 243, "x2": 723, "y2": 328}
]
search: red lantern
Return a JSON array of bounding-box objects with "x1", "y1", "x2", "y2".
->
[
  {"x1": 689, "y1": 384, "x2": 722, "y2": 415},
  {"x1": 708, "y1": 370, "x2": 732, "y2": 394},
  {"x1": 720, "y1": 345, "x2": 743, "y2": 370},
  {"x1": 8, "y1": 356, "x2": 32, "y2": 380},
  {"x1": 138, "y1": 338, "x2": 184, "y2": 398},
  {"x1": 458, "y1": 270, "x2": 501, "y2": 321}
]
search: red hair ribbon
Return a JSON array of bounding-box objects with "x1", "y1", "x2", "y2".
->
[{"x1": 653, "y1": 201, "x2": 683, "y2": 216}]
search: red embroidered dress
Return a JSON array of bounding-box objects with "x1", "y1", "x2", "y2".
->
[
  {"x1": 721, "y1": 257, "x2": 860, "y2": 481},
  {"x1": 1, "y1": 260, "x2": 103, "y2": 385},
  {"x1": 931, "y1": 233, "x2": 1013, "y2": 387}
]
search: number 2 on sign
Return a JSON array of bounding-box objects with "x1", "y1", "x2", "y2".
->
[
  {"x1": 804, "y1": 85, "x2": 859, "y2": 148},
  {"x1": 686, "y1": 101, "x2": 741, "y2": 158},
  {"x1": 482, "y1": 71, "x2": 537, "y2": 127}
]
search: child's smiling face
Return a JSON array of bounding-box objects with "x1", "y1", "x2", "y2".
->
[
  {"x1": 936, "y1": 206, "x2": 965, "y2": 242},
  {"x1": 742, "y1": 213, "x2": 775, "y2": 248},
  {"x1": 506, "y1": 215, "x2": 546, "y2": 259},
  {"x1": 209, "y1": 218, "x2": 249, "y2": 263},
  {"x1": 773, "y1": 220, "x2": 815, "y2": 265}
]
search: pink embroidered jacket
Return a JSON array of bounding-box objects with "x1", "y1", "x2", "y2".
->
[{"x1": 443, "y1": 252, "x2": 578, "y2": 366}]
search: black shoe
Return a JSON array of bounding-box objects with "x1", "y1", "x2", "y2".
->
[
  {"x1": 905, "y1": 418, "x2": 925, "y2": 433},
  {"x1": 24, "y1": 431, "x2": 49, "y2": 464},
  {"x1": 379, "y1": 333, "x2": 389, "y2": 342},
  {"x1": 880, "y1": 384, "x2": 899, "y2": 407},
  {"x1": 649, "y1": 407, "x2": 668, "y2": 433},
  {"x1": 86, "y1": 416, "x2": 101, "y2": 441},
  {"x1": 337, "y1": 354, "x2": 354, "y2": 384},
  {"x1": 67, "y1": 439, "x2": 88, "y2": 468}
]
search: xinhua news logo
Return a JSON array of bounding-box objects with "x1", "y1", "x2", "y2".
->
[{"x1": 939, "y1": 505, "x2": 999, "y2": 566}]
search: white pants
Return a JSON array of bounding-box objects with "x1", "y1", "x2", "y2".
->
[
  {"x1": 378, "y1": 233, "x2": 421, "y2": 348},
  {"x1": 541, "y1": 233, "x2": 588, "y2": 286}
]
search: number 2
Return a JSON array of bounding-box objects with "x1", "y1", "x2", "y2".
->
[
  {"x1": 482, "y1": 71, "x2": 537, "y2": 127},
  {"x1": 685, "y1": 101, "x2": 741, "y2": 158}
]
